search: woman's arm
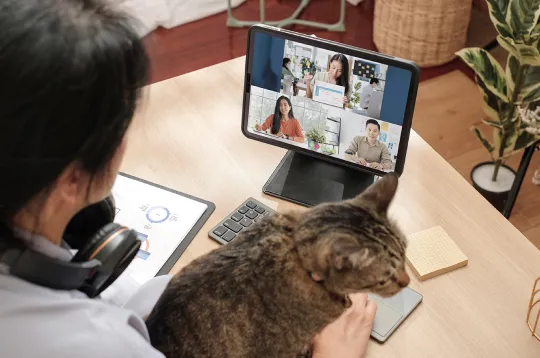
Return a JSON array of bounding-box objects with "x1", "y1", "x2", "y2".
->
[
  {"x1": 291, "y1": 119, "x2": 305, "y2": 143},
  {"x1": 257, "y1": 115, "x2": 273, "y2": 132}
]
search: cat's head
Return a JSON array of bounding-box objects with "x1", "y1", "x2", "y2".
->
[{"x1": 294, "y1": 173, "x2": 409, "y2": 298}]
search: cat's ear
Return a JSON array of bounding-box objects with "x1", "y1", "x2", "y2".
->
[
  {"x1": 356, "y1": 173, "x2": 398, "y2": 213},
  {"x1": 331, "y1": 238, "x2": 373, "y2": 271}
]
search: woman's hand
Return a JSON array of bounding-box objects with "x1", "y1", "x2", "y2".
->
[
  {"x1": 275, "y1": 132, "x2": 286, "y2": 138},
  {"x1": 312, "y1": 293, "x2": 377, "y2": 358},
  {"x1": 343, "y1": 96, "x2": 348, "y2": 105},
  {"x1": 254, "y1": 123, "x2": 262, "y2": 131}
]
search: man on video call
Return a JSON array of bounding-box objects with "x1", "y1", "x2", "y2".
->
[
  {"x1": 346, "y1": 119, "x2": 392, "y2": 170},
  {"x1": 360, "y1": 78, "x2": 379, "y2": 110}
]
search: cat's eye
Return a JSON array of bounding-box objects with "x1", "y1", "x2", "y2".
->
[{"x1": 378, "y1": 280, "x2": 386, "y2": 286}]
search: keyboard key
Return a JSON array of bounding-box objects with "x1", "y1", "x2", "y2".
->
[
  {"x1": 223, "y1": 219, "x2": 243, "y2": 233},
  {"x1": 240, "y1": 218, "x2": 252, "y2": 227},
  {"x1": 245, "y1": 210, "x2": 258, "y2": 220},
  {"x1": 263, "y1": 211, "x2": 270, "y2": 216},
  {"x1": 213, "y1": 226, "x2": 227, "y2": 236},
  {"x1": 222, "y1": 231, "x2": 236, "y2": 242},
  {"x1": 238, "y1": 206, "x2": 249, "y2": 214},
  {"x1": 246, "y1": 201, "x2": 257, "y2": 209},
  {"x1": 255, "y1": 206, "x2": 265, "y2": 214},
  {"x1": 231, "y1": 212, "x2": 243, "y2": 222}
]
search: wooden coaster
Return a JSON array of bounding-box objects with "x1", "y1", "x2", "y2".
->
[{"x1": 405, "y1": 226, "x2": 468, "y2": 281}]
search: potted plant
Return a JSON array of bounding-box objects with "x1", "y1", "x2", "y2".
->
[
  {"x1": 455, "y1": 0, "x2": 540, "y2": 212},
  {"x1": 346, "y1": 82, "x2": 362, "y2": 112},
  {"x1": 300, "y1": 58, "x2": 317, "y2": 82},
  {"x1": 306, "y1": 128, "x2": 326, "y2": 152}
]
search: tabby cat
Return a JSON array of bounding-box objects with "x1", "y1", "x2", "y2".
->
[{"x1": 145, "y1": 173, "x2": 409, "y2": 358}]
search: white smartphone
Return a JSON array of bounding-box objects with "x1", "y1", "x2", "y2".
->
[{"x1": 369, "y1": 287, "x2": 423, "y2": 342}]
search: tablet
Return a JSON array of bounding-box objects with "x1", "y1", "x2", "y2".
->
[{"x1": 241, "y1": 24, "x2": 420, "y2": 177}]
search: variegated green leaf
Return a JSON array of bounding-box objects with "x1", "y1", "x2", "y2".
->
[
  {"x1": 512, "y1": 130, "x2": 538, "y2": 152},
  {"x1": 506, "y1": 53, "x2": 519, "y2": 91},
  {"x1": 498, "y1": 36, "x2": 540, "y2": 65},
  {"x1": 456, "y1": 48, "x2": 508, "y2": 100},
  {"x1": 507, "y1": 0, "x2": 540, "y2": 37},
  {"x1": 502, "y1": 128, "x2": 520, "y2": 156},
  {"x1": 486, "y1": 0, "x2": 513, "y2": 38},
  {"x1": 482, "y1": 118, "x2": 504, "y2": 128},
  {"x1": 472, "y1": 127, "x2": 495, "y2": 154},
  {"x1": 475, "y1": 76, "x2": 507, "y2": 123},
  {"x1": 506, "y1": 54, "x2": 540, "y2": 103},
  {"x1": 520, "y1": 65, "x2": 540, "y2": 102}
]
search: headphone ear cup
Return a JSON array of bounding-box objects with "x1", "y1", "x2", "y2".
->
[
  {"x1": 73, "y1": 223, "x2": 140, "y2": 298},
  {"x1": 64, "y1": 196, "x2": 116, "y2": 250},
  {"x1": 72, "y1": 222, "x2": 126, "y2": 262}
]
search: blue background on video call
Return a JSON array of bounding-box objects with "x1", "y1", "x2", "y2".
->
[{"x1": 250, "y1": 32, "x2": 411, "y2": 126}]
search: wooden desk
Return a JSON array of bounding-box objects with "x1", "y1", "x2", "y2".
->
[{"x1": 120, "y1": 57, "x2": 540, "y2": 357}]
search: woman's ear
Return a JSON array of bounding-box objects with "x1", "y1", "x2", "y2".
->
[{"x1": 55, "y1": 162, "x2": 87, "y2": 206}]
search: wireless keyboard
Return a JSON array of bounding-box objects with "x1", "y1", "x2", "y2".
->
[{"x1": 208, "y1": 197, "x2": 276, "y2": 245}]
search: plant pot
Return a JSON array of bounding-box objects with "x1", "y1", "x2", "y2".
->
[
  {"x1": 307, "y1": 138, "x2": 321, "y2": 151},
  {"x1": 470, "y1": 162, "x2": 516, "y2": 213}
]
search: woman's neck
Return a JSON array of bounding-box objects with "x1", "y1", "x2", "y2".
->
[{"x1": 281, "y1": 114, "x2": 289, "y2": 121}]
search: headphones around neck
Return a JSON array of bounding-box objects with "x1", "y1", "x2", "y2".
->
[{"x1": 0, "y1": 196, "x2": 140, "y2": 298}]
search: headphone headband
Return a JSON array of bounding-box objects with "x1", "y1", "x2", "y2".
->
[{"x1": 0, "y1": 197, "x2": 140, "y2": 297}]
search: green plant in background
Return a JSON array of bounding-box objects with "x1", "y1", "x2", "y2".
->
[
  {"x1": 300, "y1": 58, "x2": 317, "y2": 77},
  {"x1": 456, "y1": 0, "x2": 540, "y2": 181},
  {"x1": 347, "y1": 82, "x2": 362, "y2": 109},
  {"x1": 305, "y1": 128, "x2": 326, "y2": 143}
]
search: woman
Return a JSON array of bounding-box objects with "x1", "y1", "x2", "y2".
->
[
  {"x1": 282, "y1": 58, "x2": 299, "y2": 96},
  {"x1": 255, "y1": 96, "x2": 305, "y2": 143},
  {"x1": 0, "y1": 1, "x2": 375, "y2": 357},
  {"x1": 306, "y1": 53, "x2": 351, "y2": 107}
]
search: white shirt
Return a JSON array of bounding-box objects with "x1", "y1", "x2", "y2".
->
[
  {"x1": 360, "y1": 84, "x2": 374, "y2": 109},
  {"x1": 0, "y1": 231, "x2": 166, "y2": 358}
]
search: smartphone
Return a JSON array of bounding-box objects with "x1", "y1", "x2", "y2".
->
[{"x1": 369, "y1": 287, "x2": 423, "y2": 342}]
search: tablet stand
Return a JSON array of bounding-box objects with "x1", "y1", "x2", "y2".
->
[{"x1": 263, "y1": 150, "x2": 379, "y2": 207}]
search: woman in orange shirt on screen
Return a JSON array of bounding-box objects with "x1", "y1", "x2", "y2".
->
[{"x1": 255, "y1": 96, "x2": 305, "y2": 143}]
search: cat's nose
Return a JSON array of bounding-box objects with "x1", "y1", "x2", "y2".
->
[{"x1": 396, "y1": 270, "x2": 410, "y2": 287}]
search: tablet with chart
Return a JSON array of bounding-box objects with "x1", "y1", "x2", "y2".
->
[
  {"x1": 312, "y1": 80, "x2": 345, "y2": 108},
  {"x1": 100, "y1": 173, "x2": 215, "y2": 306}
]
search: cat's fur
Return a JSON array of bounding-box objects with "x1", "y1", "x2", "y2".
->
[{"x1": 145, "y1": 173, "x2": 409, "y2": 358}]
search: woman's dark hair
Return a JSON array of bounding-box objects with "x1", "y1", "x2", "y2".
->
[
  {"x1": 366, "y1": 119, "x2": 381, "y2": 131},
  {"x1": 370, "y1": 78, "x2": 380, "y2": 85},
  {"x1": 0, "y1": 0, "x2": 149, "y2": 227},
  {"x1": 329, "y1": 54, "x2": 350, "y2": 95},
  {"x1": 282, "y1": 58, "x2": 291, "y2": 68},
  {"x1": 271, "y1": 96, "x2": 294, "y2": 134}
]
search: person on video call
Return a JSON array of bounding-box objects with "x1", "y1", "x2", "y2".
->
[
  {"x1": 360, "y1": 78, "x2": 379, "y2": 109},
  {"x1": 346, "y1": 119, "x2": 392, "y2": 170},
  {"x1": 282, "y1": 58, "x2": 299, "y2": 96},
  {"x1": 306, "y1": 54, "x2": 351, "y2": 107},
  {"x1": 255, "y1": 96, "x2": 305, "y2": 143}
]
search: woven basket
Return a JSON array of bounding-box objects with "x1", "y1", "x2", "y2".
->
[{"x1": 373, "y1": 0, "x2": 473, "y2": 67}]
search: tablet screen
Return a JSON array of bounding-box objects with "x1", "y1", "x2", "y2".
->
[{"x1": 245, "y1": 30, "x2": 415, "y2": 174}]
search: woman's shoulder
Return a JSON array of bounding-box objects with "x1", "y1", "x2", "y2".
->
[{"x1": 0, "y1": 275, "x2": 164, "y2": 357}]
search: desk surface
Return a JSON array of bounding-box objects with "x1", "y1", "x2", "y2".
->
[{"x1": 120, "y1": 57, "x2": 540, "y2": 357}]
